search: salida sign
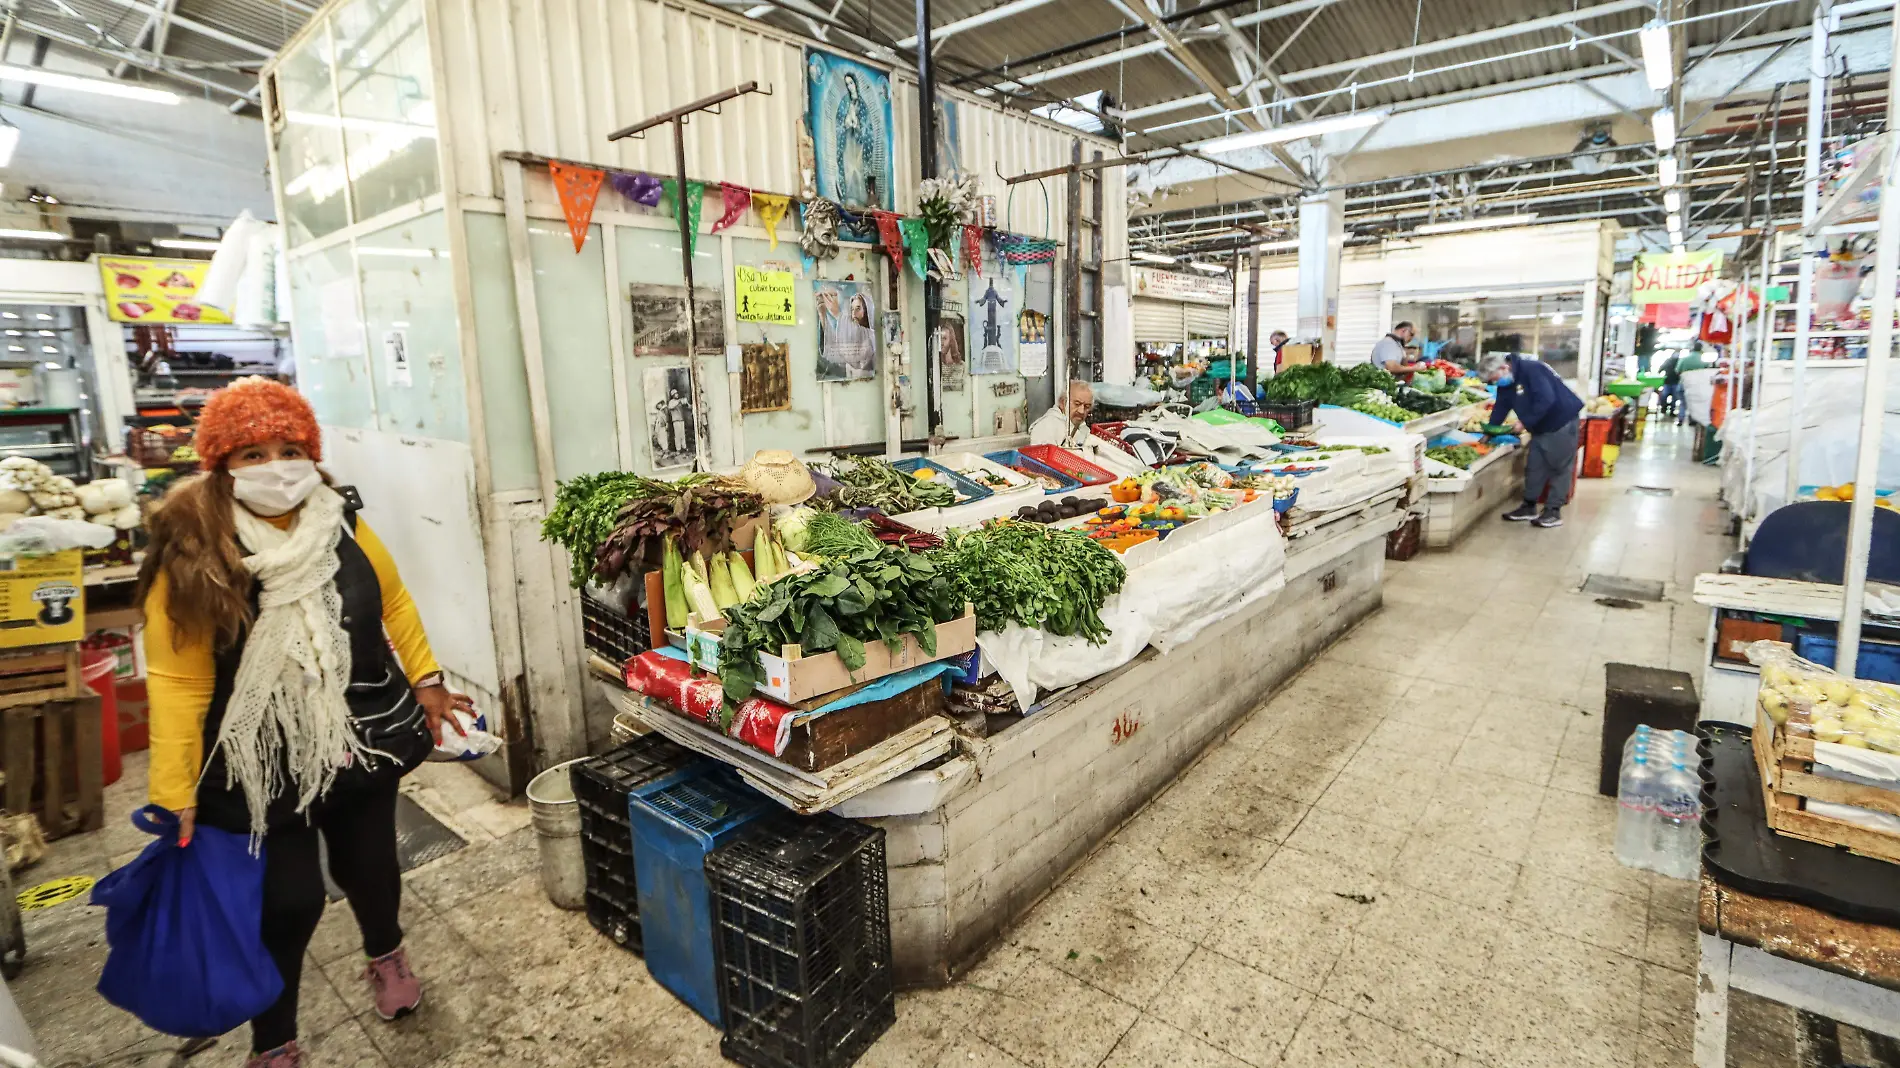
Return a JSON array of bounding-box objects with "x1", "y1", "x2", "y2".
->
[{"x1": 1632, "y1": 249, "x2": 1724, "y2": 305}]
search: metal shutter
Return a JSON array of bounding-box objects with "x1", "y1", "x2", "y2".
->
[
  {"x1": 1333, "y1": 285, "x2": 1385, "y2": 366},
  {"x1": 1233, "y1": 290, "x2": 1297, "y2": 354},
  {"x1": 1184, "y1": 302, "x2": 1230, "y2": 338},
  {"x1": 1132, "y1": 298, "x2": 1184, "y2": 343}
]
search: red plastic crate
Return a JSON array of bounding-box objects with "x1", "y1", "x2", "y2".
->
[{"x1": 1018, "y1": 444, "x2": 1115, "y2": 486}]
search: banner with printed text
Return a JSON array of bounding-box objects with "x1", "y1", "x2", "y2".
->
[
  {"x1": 99, "y1": 256, "x2": 231, "y2": 324},
  {"x1": 1632, "y1": 250, "x2": 1723, "y2": 305}
]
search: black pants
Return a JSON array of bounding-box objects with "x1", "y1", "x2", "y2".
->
[
  {"x1": 252, "y1": 779, "x2": 404, "y2": 1052},
  {"x1": 1524, "y1": 418, "x2": 1581, "y2": 510}
]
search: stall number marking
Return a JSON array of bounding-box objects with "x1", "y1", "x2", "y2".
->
[
  {"x1": 1111, "y1": 712, "x2": 1141, "y2": 744},
  {"x1": 18, "y1": 875, "x2": 92, "y2": 910}
]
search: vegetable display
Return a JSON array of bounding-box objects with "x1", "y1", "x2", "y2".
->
[
  {"x1": 1427, "y1": 446, "x2": 1480, "y2": 470},
  {"x1": 540, "y1": 471, "x2": 762, "y2": 589},
  {"x1": 541, "y1": 472, "x2": 670, "y2": 587},
  {"x1": 803, "y1": 511, "x2": 882, "y2": 558},
  {"x1": 933, "y1": 521, "x2": 1126, "y2": 644},
  {"x1": 716, "y1": 543, "x2": 965, "y2": 720},
  {"x1": 1395, "y1": 387, "x2": 1453, "y2": 414},
  {"x1": 823, "y1": 456, "x2": 956, "y2": 512},
  {"x1": 1261, "y1": 363, "x2": 1397, "y2": 405}
]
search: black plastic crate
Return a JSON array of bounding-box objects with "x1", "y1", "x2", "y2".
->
[
  {"x1": 1259, "y1": 398, "x2": 1316, "y2": 430},
  {"x1": 581, "y1": 590, "x2": 651, "y2": 666},
  {"x1": 707, "y1": 813, "x2": 893, "y2": 1068},
  {"x1": 571, "y1": 736, "x2": 701, "y2": 954}
]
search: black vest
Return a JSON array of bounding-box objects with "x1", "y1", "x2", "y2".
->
[{"x1": 194, "y1": 501, "x2": 430, "y2": 834}]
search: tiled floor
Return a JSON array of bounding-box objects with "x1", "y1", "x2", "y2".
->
[{"x1": 13, "y1": 424, "x2": 1734, "y2": 1068}]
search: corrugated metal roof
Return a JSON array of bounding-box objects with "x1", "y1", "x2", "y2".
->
[{"x1": 10, "y1": 0, "x2": 309, "y2": 104}]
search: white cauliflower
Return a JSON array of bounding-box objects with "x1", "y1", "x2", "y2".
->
[{"x1": 109, "y1": 503, "x2": 142, "y2": 530}]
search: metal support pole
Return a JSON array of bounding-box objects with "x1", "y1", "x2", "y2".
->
[
  {"x1": 916, "y1": 0, "x2": 942, "y2": 437},
  {"x1": 1787, "y1": 6, "x2": 1829, "y2": 506},
  {"x1": 670, "y1": 117, "x2": 711, "y2": 472},
  {"x1": 1832, "y1": 1, "x2": 1900, "y2": 677},
  {"x1": 1733, "y1": 267, "x2": 1750, "y2": 424},
  {"x1": 1066, "y1": 139, "x2": 1084, "y2": 379},
  {"x1": 1246, "y1": 246, "x2": 1262, "y2": 386}
]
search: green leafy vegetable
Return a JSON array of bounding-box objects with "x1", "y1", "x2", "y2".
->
[
  {"x1": 540, "y1": 472, "x2": 671, "y2": 587},
  {"x1": 803, "y1": 512, "x2": 882, "y2": 558},
  {"x1": 931, "y1": 521, "x2": 1126, "y2": 644},
  {"x1": 822, "y1": 457, "x2": 956, "y2": 512}
]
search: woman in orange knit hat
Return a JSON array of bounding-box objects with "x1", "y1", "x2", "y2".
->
[{"x1": 137, "y1": 377, "x2": 471, "y2": 1068}]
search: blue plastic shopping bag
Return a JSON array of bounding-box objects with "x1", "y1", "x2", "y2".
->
[{"x1": 90, "y1": 806, "x2": 283, "y2": 1037}]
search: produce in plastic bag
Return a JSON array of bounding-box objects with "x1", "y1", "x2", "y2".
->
[{"x1": 1745, "y1": 640, "x2": 1900, "y2": 752}]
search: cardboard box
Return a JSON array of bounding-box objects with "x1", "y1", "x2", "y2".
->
[
  {"x1": 1279, "y1": 342, "x2": 1321, "y2": 366},
  {"x1": 0, "y1": 550, "x2": 84, "y2": 648},
  {"x1": 686, "y1": 606, "x2": 977, "y2": 704}
]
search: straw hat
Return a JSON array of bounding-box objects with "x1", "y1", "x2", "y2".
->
[{"x1": 740, "y1": 450, "x2": 816, "y2": 505}]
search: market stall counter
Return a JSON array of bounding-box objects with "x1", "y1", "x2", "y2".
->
[{"x1": 1422, "y1": 442, "x2": 1527, "y2": 549}]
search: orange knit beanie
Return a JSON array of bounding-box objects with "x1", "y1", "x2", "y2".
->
[{"x1": 191, "y1": 377, "x2": 322, "y2": 470}]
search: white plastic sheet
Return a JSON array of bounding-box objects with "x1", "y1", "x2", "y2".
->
[
  {"x1": 978, "y1": 506, "x2": 1288, "y2": 708},
  {"x1": 1720, "y1": 366, "x2": 1900, "y2": 518}
]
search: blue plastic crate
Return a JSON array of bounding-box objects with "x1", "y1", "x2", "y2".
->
[
  {"x1": 1273, "y1": 488, "x2": 1300, "y2": 513},
  {"x1": 888, "y1": 457, "x2": 993, "y2": 504},
  {"x1": 628, "y1": 766, "x2": 775, "y2": 1025},
  {"x1": 982, "y1": 449, "x2": 1083, "y2": 494},
  {"x1": 1792, "y1": 632, "x2": 1900, "y2": 685}
]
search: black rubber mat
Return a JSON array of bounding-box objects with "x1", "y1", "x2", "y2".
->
[
  {"x1": 1700, "y1": 724, "x2": 1900, "y2": 928},
  {"x1": 321, "y1": 793, "x2": 468, "y2": 901}
]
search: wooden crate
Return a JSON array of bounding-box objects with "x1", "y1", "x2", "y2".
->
[
  {"x1": 1752, "y1": 701, "x2": 1900, "y2": 864},
  {"x1": 1, "y1": 694, "x2": 105, "y2": 839},
  {"x1": 0, "y1": 646, "x2": 82, "y2": 710}
]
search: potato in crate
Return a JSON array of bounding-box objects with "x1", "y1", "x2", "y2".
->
[{"x1": 1744, "y1": 640, "x2": 1900, "y2": 864}]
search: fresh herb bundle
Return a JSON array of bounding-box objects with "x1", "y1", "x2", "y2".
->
[
  {"x1": 802, "y1": 511, "x2": 882, "y2": 558},
  {"x1": 933, "y1": 521, "x2": 1126, "y2": 644},
  {"x1": 540, "y1": 472, "x2": 671, "y2": 587},
  {"x1": 716, "y1": 543, "x2": 964, "y2": 720},
  {"x1": 588, "y1": 474, "x2": 762, "y2": 587}
]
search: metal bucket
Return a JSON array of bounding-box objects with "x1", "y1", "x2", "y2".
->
[{"x1": 526, "y1": 759, "x2": 586, "y2": 910}]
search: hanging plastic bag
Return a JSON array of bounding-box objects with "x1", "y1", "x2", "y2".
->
[
  {"x1": 427, "y1": 708, "x2": 504, "y2": 762},
  {"x1": 91, "y1": 806, "x2": 283, "y2": 1037}
]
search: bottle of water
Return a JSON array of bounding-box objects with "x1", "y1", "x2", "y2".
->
[
  {"x1": 1615, "y1": 754, "x2": 1660, "y2": 871},
  {"x1": 1654, "y1": 762, "x2": 1702, "y2": 880},
  {"x1": 1622, "y1": 725, "x2": 1654, "y2": 761}
]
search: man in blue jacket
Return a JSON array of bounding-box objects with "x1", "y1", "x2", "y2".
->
[{"x1": 1479, "y1": 352, "x2": 1584, "y2": 528}]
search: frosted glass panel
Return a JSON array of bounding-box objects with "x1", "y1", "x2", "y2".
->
[
  {"x1": 356, "y1": 211, "x2": 466, "y2": 442},
  {"x1": 464, "y1": 213, "x2": 537, "y2": 493},
  {"x1": 331, "y1": 0, "x2": 440, "y2": 220},
  {"x1": 529, "y1": 223, "x2": 619, "y2": 481},
  {"x1": 617, "y1": 225, "x2": 727, "y2": 470},
  {"x1": 288, "y1": 242, "x2": 377, "y2": 430},
  {"x1": 274, "y1": 25, "x2": 348, "y2": 246}
]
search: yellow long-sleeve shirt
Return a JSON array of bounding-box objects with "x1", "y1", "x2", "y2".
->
[{"x1": 142, "y1": 516, "x2": 441, "y2": 811}]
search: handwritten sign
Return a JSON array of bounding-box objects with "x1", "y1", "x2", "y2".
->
[
  {"x1": 734, "y1": 265, "x2": 796, "y2": 324},
  {"x1": 1633, "y1": 250, "x2": 1724, "y2": 305}
]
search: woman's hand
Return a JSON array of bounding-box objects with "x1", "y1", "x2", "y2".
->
[
  {"x1": 176, "y1": 807, "x2": 196, "y2": 848},
  {"x1": 416, "y1": 683, "x2": 476, "y2": 745}
]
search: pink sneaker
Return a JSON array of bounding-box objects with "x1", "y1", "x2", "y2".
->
[
  {"x1": 363, "y1": 946, "x2": 423, "y2": 1020},
  {"x1": 244, "y1": 1042, "x2": 301, "y2": 1068}
]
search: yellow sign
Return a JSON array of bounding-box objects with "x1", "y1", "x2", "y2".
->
[
  {"x1": 0, "y1": 550, "x2": 84, "y2": 648},
  {"x1": 734, "y1": 265, "x2": 796, "y2": 325},
  {"x1": 18, "y1": 874, "x2": 93, "y2": 910},
  {"x1": 99, "y1": 256, "x2": 231, "y2": 324}
]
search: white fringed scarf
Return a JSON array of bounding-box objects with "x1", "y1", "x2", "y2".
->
[{"x1": 213, "y1": 485, "x2": 374, "y2": 842}]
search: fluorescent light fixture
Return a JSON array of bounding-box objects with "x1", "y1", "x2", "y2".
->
[
  {"x1": 0, "y1": 229, "x2": 62, "y2": 242},
  {"x1": 1663, "y1": 190, "x2": 1682, "y2": 213},
  {"x1": 1413, "y1": 213, "x2": 1538, "y2": 235},
  {"x1": 1651, "y1": 107, "x2": 1676, "y2": 152},
  {"x1": 154, "y1": 237, "x2": 223, "y2": 252},
  {"x1": 1133, "y1": 251, "x2": 1177, "y2": 264},
  {"x1": 0, "y1": 121, "x2": 18, "y2": 169},
  {"x1": 2, "y1": 314, "x2": 16, "y2": 320},
  {"x1": 1638, "y1": 18, "x2": 1674, "y2": 91},
  {"x1": 1551, "y1": 312, "x2": 1565, "y2": 325},
  {"x1": 1252, "y1": 239, "x2": 1300, "y2": 252},
  {"x1": 1188, "y1": 261, "x2": 1228, "y2": 273},
  {"x1": 0, "y1": 64, "x2": 179, "y2": 105},
  {"x1": 5, "y1": 346, "x2": 20, "y2": 352},
  {"x1": 39, "y1": 346, "x2": 54, "y2": 353},
  {"x1": 36, "y1": 330, "x2": 51, "y2": 337},
  {"x1": 1658, "y1": 156, "x2": 1678, "y2": 186},
  {"x1": 1187, "y1": 109, "x2": 1391, "y2": 154},
  {"x1": 34, "y1": 314, "x2": 51, "y2": 320},
  {"x1": 1508, "y1": 314, "x2": 1536, "y2": 320},
  {"x1": 1666, "y1": 212, "x2": 1683, "y2": 232}
]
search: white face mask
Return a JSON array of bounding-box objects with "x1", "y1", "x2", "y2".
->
[{"x1": 230, "y1": 459, "x2": 321, "y2": 516}]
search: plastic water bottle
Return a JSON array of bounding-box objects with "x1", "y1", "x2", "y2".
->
[
  {"x1": 1621, "y1": 725, "x2": 1654, "y2": 761},
  {"x1": 1653, "y1": 761, "x2": 1702, "y2": 880},
  {"x1": 1615, "y1": 754, "x2": 1660, "y2": 871}
]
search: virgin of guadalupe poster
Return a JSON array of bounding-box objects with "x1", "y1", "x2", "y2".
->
[
  {"x1": 933, "y1": 99, "x2": 963, "y2": 180},
  {"x1": 814, "y1": 279, "x2": 879, "y2": 381},
  {"x1": 806, "y1": 49, "x2": 894, "y2": 211},
  {"x1": 967, "y1": 273, "x2": 1017, "y2": 375}
]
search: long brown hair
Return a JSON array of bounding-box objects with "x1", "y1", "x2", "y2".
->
[{"x1": 136, "y1": 471, "x2": 252, "y2": 649}]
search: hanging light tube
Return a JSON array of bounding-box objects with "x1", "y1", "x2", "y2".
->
[
  {"x1": 1413, "y1": 213, "x2": 1538, "y2": 235},
  {"x1": 1666, "y1": 212, "x2": 1683, "y2": 233},
  {"x1": 1663, "y1": 190, "x2": 1682, "y2": 214},
  {"x1": 1638, "y1": 18, "x2": 1674, "y2": 91},
  {"x1": 1659, "y1": 155, "x2": 1679, "y2": 186},
  {"x1": 1651, "y1": 107, "x2": 1677, "y2": 152},
  {"x1": 1132, "y1": 251, "x2": 1176, "y2": 264},
  {"x1": 1187, "y1": 109, "x2": 1391, "y2": 154}
]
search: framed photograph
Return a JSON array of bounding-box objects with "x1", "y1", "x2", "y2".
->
[
  {"x1": 644, "y1": 365, "x2": 698, "y2": 469},
  {"x1": 629, "y1": 283, "x2": 725, "y2": 355},
  {"x1": 814, "y1": 279, "x2": 878, "y2": 382},
  {"x1": 935, "y1": 314, "x2": 967, "y2": 392},
  {"x1": 740, "y1": 342, "x2": 792, "y2": 413}
]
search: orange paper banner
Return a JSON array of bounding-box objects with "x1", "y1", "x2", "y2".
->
[{"x1": 549, "y1": 161, "x2": 606, "y2": 252}]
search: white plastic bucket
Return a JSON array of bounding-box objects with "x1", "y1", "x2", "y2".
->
[{"x1": 525, "y1": 759, "x2": 586, "y2": 910}]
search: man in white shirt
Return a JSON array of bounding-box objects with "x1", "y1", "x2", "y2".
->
[
  {"x1": 1029, "y1": 380, "x2": 1093, "y2": 448},
  {"x1": 1370, "y1": 321, "x2": 1420, "y2": 374}
]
